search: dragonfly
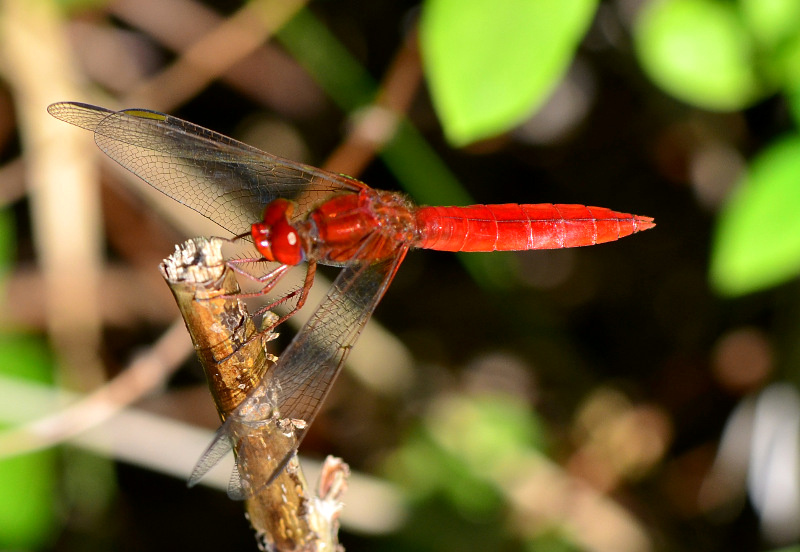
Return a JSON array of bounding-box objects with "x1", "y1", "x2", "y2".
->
[{"x1": 48, "y1": 101, "x2": 654, "y2": 498}]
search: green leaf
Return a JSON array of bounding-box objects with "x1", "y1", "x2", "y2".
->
[
  {"x1": 776, "y1": 31, "x2": 800, "y2": 124},
  {"x1": 0, "y1": 334, "x2": 57, "y2": 549},
  {"x1": 385, "y1": 425, "x2": 504, "y2": 516},
  {"x1": 427, "y1": 394, "x2": 546, "y2": 472},
  {"x1": 420, "y1": 0, "x2": 598, "y2": 146},
  {"x1": 634, "y1": 0, "x2": 764, "y2": 110},
  {"x1": 739, "y1": 0, "x2": 800, "y2": 50},
  {"x1": 0, "y1": 445, "x2": 58, "y2": 549},
  {"x1": 710, "y1": 135, "x2": 800, "y2": 295}
]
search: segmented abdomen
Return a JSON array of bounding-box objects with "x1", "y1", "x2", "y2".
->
[{"x1": 414, "y1": 204, "x2": 655, "y2": 252}]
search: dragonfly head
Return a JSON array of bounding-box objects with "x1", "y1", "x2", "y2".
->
[{"x1": 251, "y1": 199, "x2": 305, "y2": 265}]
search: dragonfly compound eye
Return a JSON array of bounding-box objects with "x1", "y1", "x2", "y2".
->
[
  {"x1": 251, "y1": 222, "x2": 277, "y2": 261},
  {"x1": 270, "y1": 220, "x2": 304, "y2": 265},
  {"x1": 252, "y1": 198, "x2": 301, "y2": 263}
]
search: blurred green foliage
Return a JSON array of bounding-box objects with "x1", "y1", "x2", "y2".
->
[
  {"x1": 0, "y1": 209, "x2": 58, "y2": 549},
  {"x1": 384, "y1": 393, "x2": 557, "y2": 550},
  {"x1": 0, "y1": 335, "x2": 59, "y2": 550},
  {"x1": 710, "y1": 136, "x2": 800, "y2": 295},
  {"x1": 419, "y1": 0, "x2": 597, "y2": 145},
  {"x1": 630, "y1": 0, "x2": 800, "y2": 296},
  {"x1": 416, "y1": 0, "x2": 800, "y2": 296},
  {"x1": 54, "y1": 0, "x2": 107, "y2": 11},
  {"x1": 634, "y1": 0, "x2": 800, "y2": 296},
  {"x1": 768, "y1": 546, "x2": 800, "y2": 552},
  {"x1": 635, "y1": 0, "x2": 765, "y2": 110}
]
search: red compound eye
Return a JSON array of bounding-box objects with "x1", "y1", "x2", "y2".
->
[
  {"x1": 251, "y1": 199, "x2": 304, "y2": 264},
  {"x1": 269, "y1": 220, "x2": 304, "y2": 265}
]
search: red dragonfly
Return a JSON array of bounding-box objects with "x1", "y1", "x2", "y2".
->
[{"x1": 48, "y1": 101, "x2": 654, "y2": 498}]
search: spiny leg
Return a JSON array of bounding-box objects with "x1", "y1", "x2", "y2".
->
[
  {"x1": 252, "y1": 260, "x2": 317, "y2": 332},
  {"x1": 204, "y1": 233, "x2": 319, "y2": 338},
  {"x1": 226, "y1": 259, "x2": 291, "y2": 299},
  {"x1": 220, "y1": 257, "x2": 318, "y2": 334}
]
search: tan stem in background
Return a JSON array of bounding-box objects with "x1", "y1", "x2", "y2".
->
[{"x1": 0, "y1": 0, "x2": 104, "y2": 389}]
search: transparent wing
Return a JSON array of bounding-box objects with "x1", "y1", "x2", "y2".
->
[
  {"x1": 228, "y1": 244, "x2": 408, "y2": 498},
  {"x1": 47, "y1": 101, "x2": 365, "y2": 236},
  {"x1": 229, "y1": 418, "x2": 297, "y2": 500},
  {"x1": 49, "y1": 102, "x2": 404, "y2": 499},
  {"x1": 276, "y1": 246, "x2": 409, "y2": 427},
  {"x1": 188, "y1": 369, "x2": 299, "y2": 500},
  {"x1": 227, "y1": 462, "x2": 244, "y2": 500},
  {"x1": 187, "y1": 424, "x2": 233, "y2": 489}
]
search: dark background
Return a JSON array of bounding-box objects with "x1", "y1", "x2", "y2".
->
[{"x1": 1, "y1": 0, "x2": 795, "y2": 551}]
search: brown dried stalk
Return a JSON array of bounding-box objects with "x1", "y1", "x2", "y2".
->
[{"x1": 160, "y1": 237, "x2": 347, "y2": 551}]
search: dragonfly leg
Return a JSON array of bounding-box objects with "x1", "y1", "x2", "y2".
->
[
  {"x1": 252, "y1": 261, "x2": 317, "y2": 332},
  {"x1": 226, "y1": 261, "x2": 291, "y2": 299},
  {"x1": 205, "y1": 257, "x2": 317, "y2": 334}
]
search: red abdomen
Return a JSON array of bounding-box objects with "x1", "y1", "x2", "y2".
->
[{"x1": 414, "y1": 204, "x2": 655, "y2": 252}]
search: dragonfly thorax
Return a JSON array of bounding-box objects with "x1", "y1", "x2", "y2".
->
[{"x1": 307, "y1": 190, "x2": 416, "y2": 265}]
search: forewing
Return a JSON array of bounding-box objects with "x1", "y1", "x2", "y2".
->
[
  {"x1": 277, "y1": 245, "x2": 409, "y2": 436},
  {"x1": 187, "y1": 402, "x2": 299, "y2": 500},
  {"x1": 187, "y1": 421, "x2": 234, "y2": 488},
  {"x1": 47, "y1": 102, "x2": 364, "y2": 235},
  {"x1": 233, "y1": 244, "x2": 408, "y2": 498},
  {"x1": 227, "y1": 462, "x2": 245, "y2": 500},
  {"x1": 230, "y1": 420, "x2": 297, "y2": 500}
]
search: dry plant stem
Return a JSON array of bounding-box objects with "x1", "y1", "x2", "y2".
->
[
  {"x1": 161, "y1": 237, "x2": 346, "y2": 551},
  {"x1": 1, "y1": 0, "x2": 105, "y2": 391},
  {"x1": 120, "y1": 0, "x2": 307, "y2": 112},
  {"x1": 0, "y1": 319, "x2": 191, "y2": 459},
  {"x1": 110, "y1": 0, "x2": 321, "y2": 116}
]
